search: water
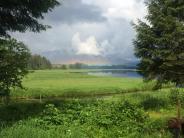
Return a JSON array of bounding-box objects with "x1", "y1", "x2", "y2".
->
[{"x1": 87, "y1": 69, "x2": 142, "y2": 78}]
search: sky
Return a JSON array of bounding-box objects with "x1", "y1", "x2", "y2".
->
[{"x1": 13, "y1": 0, "x2": 147, "y2": 65}]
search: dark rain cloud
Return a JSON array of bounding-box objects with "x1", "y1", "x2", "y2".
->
[{"x1": 46, "y1": 0, "x2": 107, "y2": 24}]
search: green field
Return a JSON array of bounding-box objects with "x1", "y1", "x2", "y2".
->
[
  {"x1": 0, "y1": 70, "x2": 183, "y2": 138},
  {"x1": 12, "y1": 70, "x2": 155, "y2": 98}
]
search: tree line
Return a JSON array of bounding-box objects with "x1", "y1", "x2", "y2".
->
[
  {"x1": 53, "y1": 63, "x2": 137, "y2": 70},
  {"x1": 28, "y1": 55, "x2": 52, "y2": 70},
  {"x1": 53, "y1": 63, "x2": 86, "y2": 69}
]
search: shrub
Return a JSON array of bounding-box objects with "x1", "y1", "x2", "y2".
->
[
  {"x1": 36, "y1": 104, "x2": 63, "y2": 128},
  {"x1": 0, "y1": 100, "x2": 170, "y2": 138}
]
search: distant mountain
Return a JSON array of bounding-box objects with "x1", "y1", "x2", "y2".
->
[
  {"x1": 41, "y1": 50, "x2": 139, "y2": 69},
  {"x1": 84, "y1": 60, "x2": 139, "y2": 69},
  {"x1": 41, "y1": 50, "x2": 108, "y2": 65}
]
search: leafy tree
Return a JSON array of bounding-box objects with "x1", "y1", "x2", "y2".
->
[
  {"x1": 134, "y1": 0, "x2": 184, "y2": 88},
  {"x1": 0, "y1": 0, "x2": 60, "y2": 37},
  {"x1": 0, "y1": 0, "x2": 60, "y2": 102},
  {"x1": 0, "y1": 39, "x2": 30, "y2": 99}
]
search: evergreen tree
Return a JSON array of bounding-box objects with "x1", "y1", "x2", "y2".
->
[
  {"x1": 134, "y1": 0, "x2": 184, "y2": 88},
  {"x1": 28, "y1": 54, "x2": 52, "y2": 70},
  {"x1": 134, "y1": 0, "x2": 184, "y2": 135}
]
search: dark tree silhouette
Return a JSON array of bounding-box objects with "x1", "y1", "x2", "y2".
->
[{"x1": 0, "y1": 0, "x2": 60, "y2": 37}]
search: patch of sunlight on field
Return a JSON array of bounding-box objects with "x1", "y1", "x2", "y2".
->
[{"x1": 149, "y1": 110, "x2": 176, "y2": 119}]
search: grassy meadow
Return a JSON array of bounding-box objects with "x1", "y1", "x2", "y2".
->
[
  {"x1": 0, "y1": 69, "x2": 183, "y2": 138},
  {"x1": 12, "y1": 70, "x2": 155, "y2": 98}
]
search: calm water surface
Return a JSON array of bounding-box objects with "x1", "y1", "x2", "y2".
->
[{"x1": 87, "y1": 69, "x2": 142, "y2": 78}]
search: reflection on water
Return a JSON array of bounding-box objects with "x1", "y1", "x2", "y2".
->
[{"x1": 87, "y1": 69, "x2": 142, "y2": 78}]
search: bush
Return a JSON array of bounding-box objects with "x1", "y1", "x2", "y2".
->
[
  {"x1": 33, "y1": 101, "x2": 151, "y2": 137},
  {"x1": 0, "y1": 100, "x2": 170, "y2": 138},
  {"x1": 35, "y1": 104, "x2": 63, "y2": 128}
]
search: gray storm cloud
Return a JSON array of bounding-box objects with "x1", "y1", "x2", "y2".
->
[
  {"x1": 12, "y1": 0, "x2": 146, "y2": 65},
  {"x1": 46, "y1": 0, "x2": 107, "y2": 24}
]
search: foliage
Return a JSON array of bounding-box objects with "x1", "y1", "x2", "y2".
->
[
  {"x1": 133, "y1": 0, "x2": 184, "y2": 87},
  {"x1": 29, "y1": 101, "x2": 150, "y2": 137},
  {"x1": 140, "y1": 95, "x2": 169, "y2": 110},
  {"x1": 68, "y1": 63, "x2": 87, "y2": 69},
  {"x1": 28, "y1": 54, "x2": 52, "y2": 70},
  {"x1": 0, "y1": 70, "x2": 178, "y2": 137},
  {"x1": 61, "y1": 64, "x2": 68, "y2": 70},
  {"x1": 0, "y1": 0, "x2": 60, "y2": 37},
  {"x1": 169, "y1": 88, "x2": 184, "y2": 106},
  {"x1": 0, "y1": 39, "x2": 30, "y2": 96},
  {"x1": 0, "y1": 0, "x2": 59, "y2": 99},
  {"x1": 36, "y1": 104, "x2": 63, "y2": 127},
  {"x1": 0, "y1": 90, "x2": 177, "y2": 138}
]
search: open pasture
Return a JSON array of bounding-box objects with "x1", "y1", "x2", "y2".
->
[{"x1": 12, "y1": 70, "x2": 155, "y2": 98}]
